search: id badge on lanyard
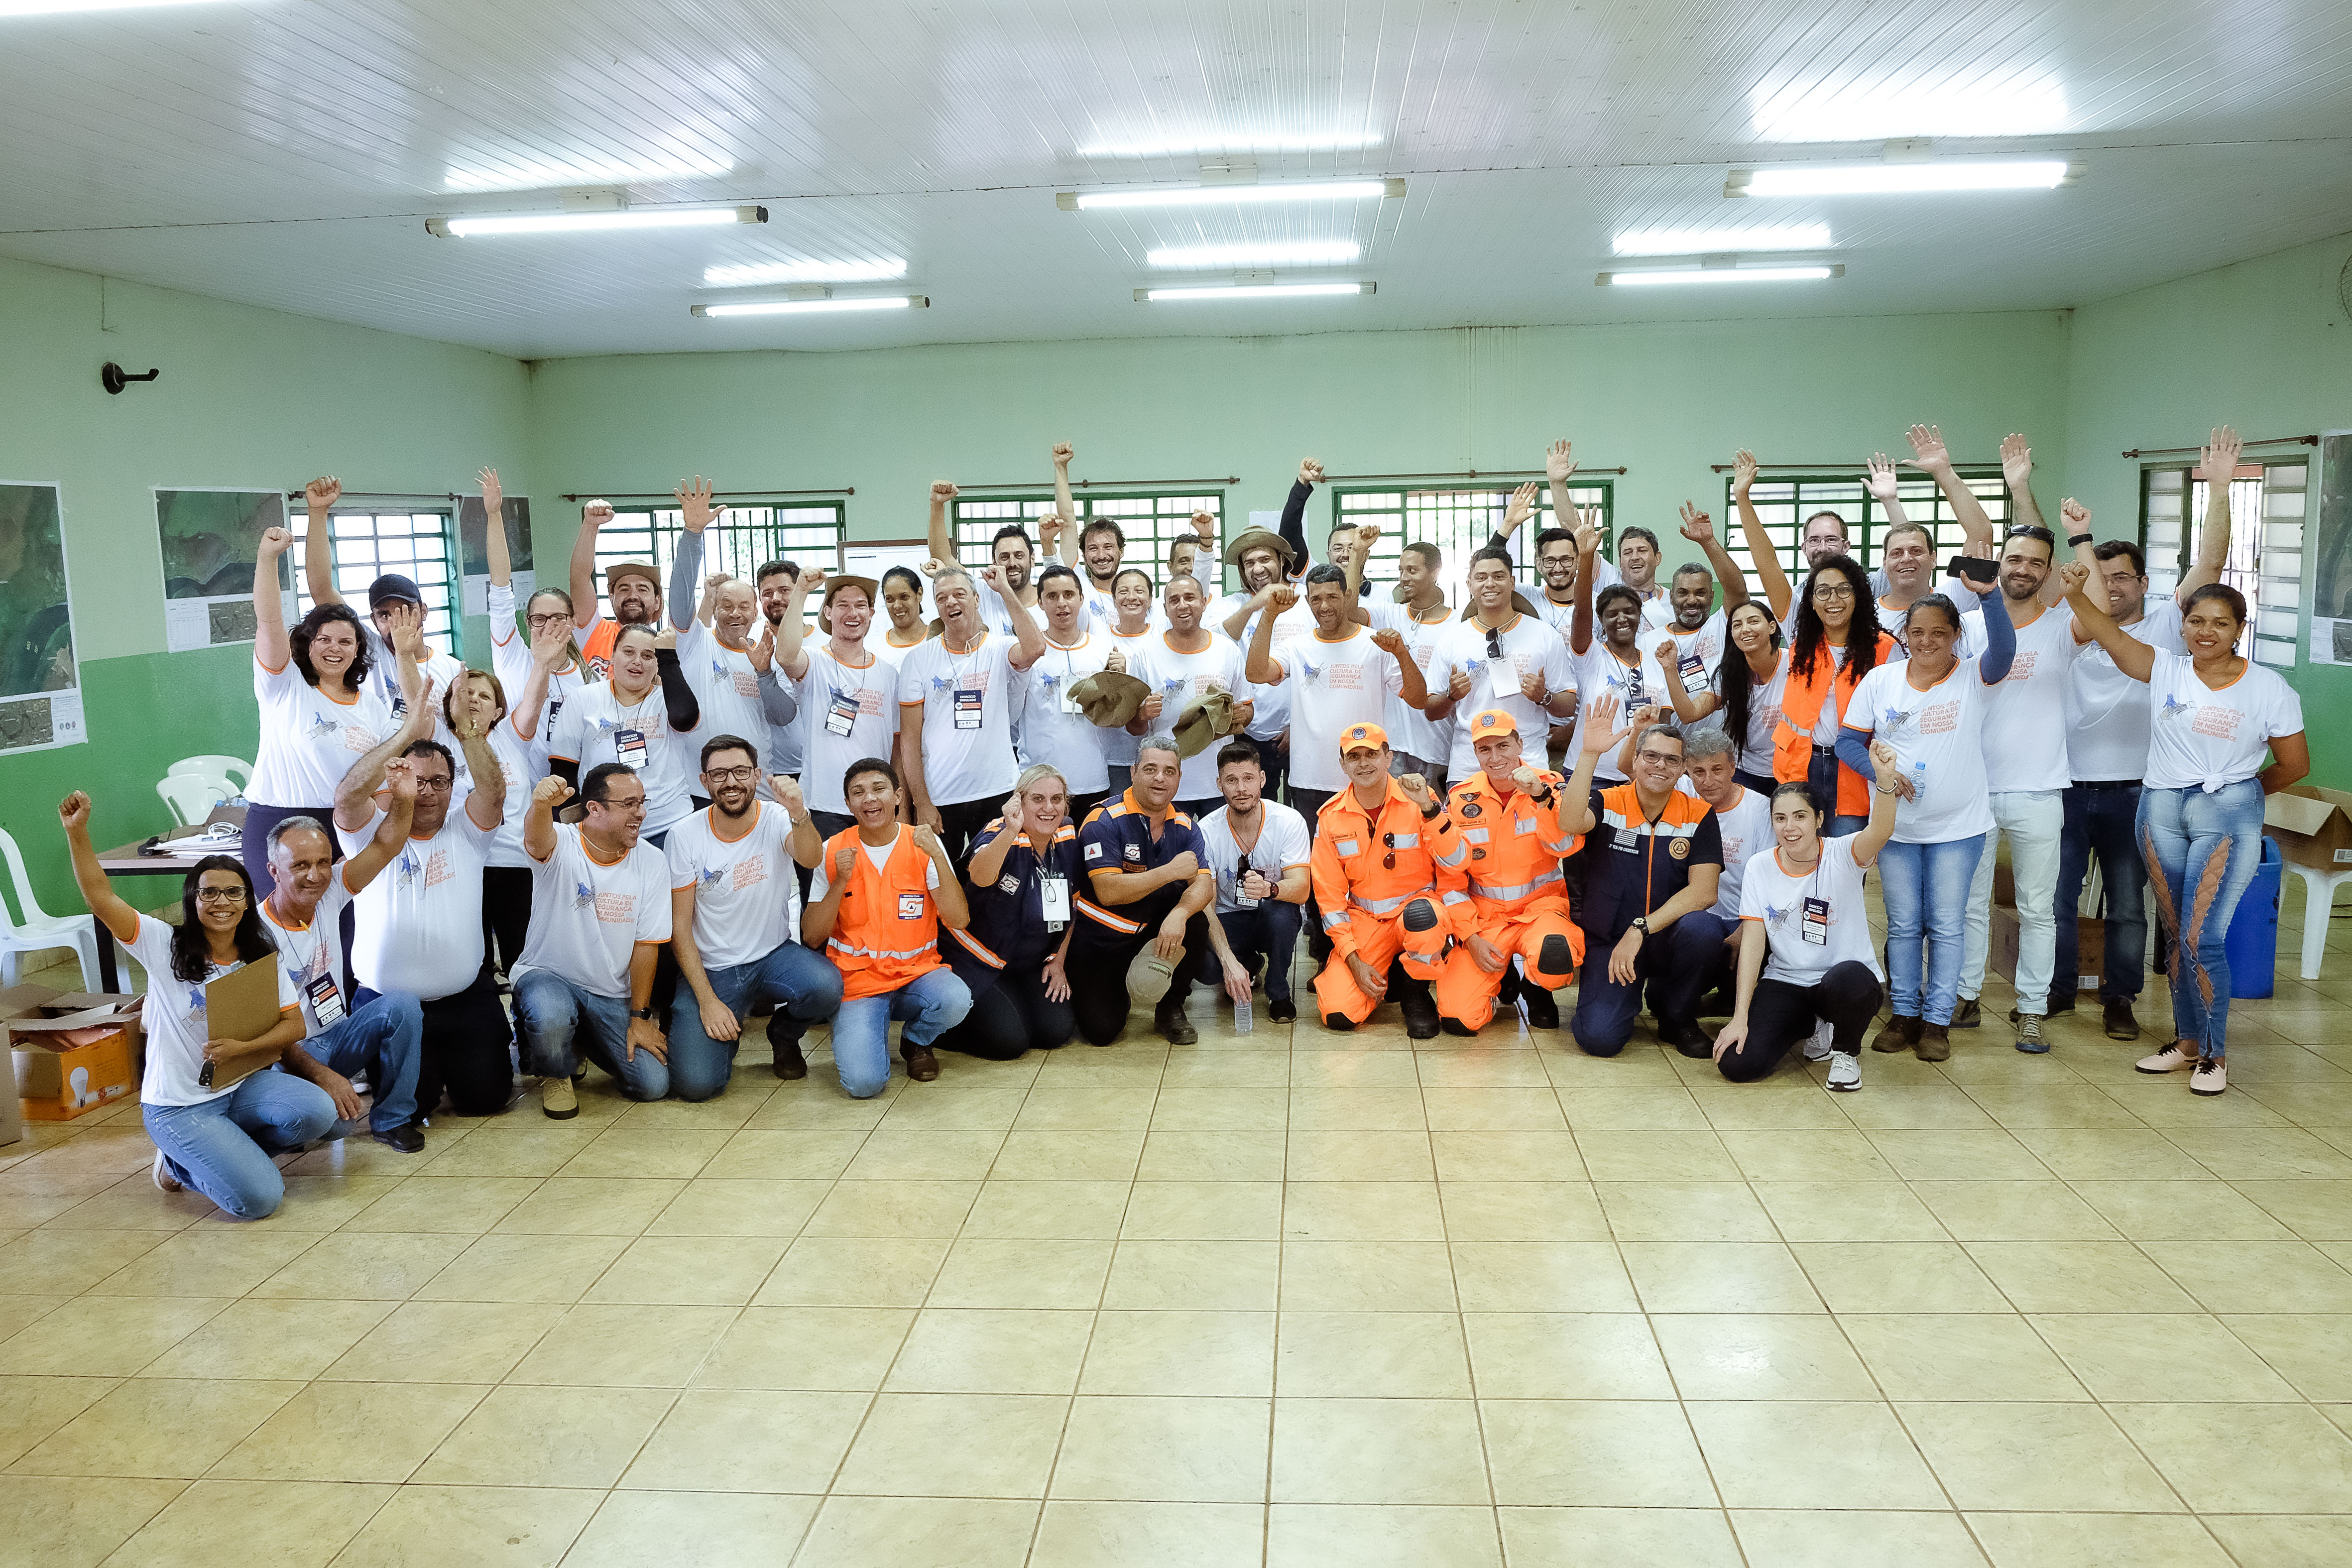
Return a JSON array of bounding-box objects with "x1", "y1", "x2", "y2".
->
[
  {"x1": 304, "y1": 970, "x2": 346, "y2": 1027},
  {"x1": 1040, "y1": 874, "x2": 1070, "y2": 931},
  {"x1": 1801, "y1": 895, "x2": 1830, "y2": 946},
  {"x1": 614, "y1": 727, "x2": 649, "y2": 769},
  {"x1": 1679, "y1": 649, "x2": 1709, "y2": 695},
  {"x1": 825, "y1": 689, "x2": 859, "y2": 737},
  {"x1": 954, "y1": 687, "x2": 983, "y2": 731}
]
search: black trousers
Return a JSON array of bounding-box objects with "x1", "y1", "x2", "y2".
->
[
  {"x1": 1070, "y1": 913, "x2": 1214, "y2": 1046},
  {"x1": 938, "y1": 796, "x2": 1001, "y2": 868},
  {"x1": 1205, "y1": 902, "x2": 1304, "y2": 1002},
  {"x1": 1715, "y1": 962, "x2": 1884, "y2": 1083},
  {"x1": 482, "y1": 867, "x2": 532, "y2": 979},
  {"x1": 939, "y1": 966, "x2": 1075, "y2": 1059},
  {"x1": 1256, "y1": 739, "x2": 1291, "y2": 805},
  {"x1": 359, "y1": 966, "x2": 515, "y2": 1119}
]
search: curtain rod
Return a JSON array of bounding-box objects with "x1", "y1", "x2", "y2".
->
[
  {"x1": 1704, "y1": 461, "x2": 2002, "y2": 474},
  {"x1": 2120, "y1": 434, "x2": 2317, "y2": 459},
  {"x1": 948, "y1": 476, "x2": 1240, "y2": 492},
  {"x1": 283, "y1": 489, "x2": 460, "y2": 502},
  {"x1": 1323, "y1": 468, "x2": 1626, "y2": 482},
  {"x1": 556, "y1": 486, "x2": 854, "y2": 502}
]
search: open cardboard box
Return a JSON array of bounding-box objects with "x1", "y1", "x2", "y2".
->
[
  {"x1": 3, "y1": 983, "x2": 145, "y2": 1123},
  {"x1": 2265, "y1": 786, "x2": 2352, "y2": 870}
]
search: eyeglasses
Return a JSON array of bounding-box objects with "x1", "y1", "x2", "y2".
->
[
  {"x1": 1810, "y1": 583, "x2": 1856, "y2": 602},
  {"x1": 412, "y1": 776, "x2": 454, "y2": 793},
  {"x1": 1382, "y1": 832, "x2": 1397, "y2": 870},
  {"x1": 194, "y1": 887, "x2": 247, "y2": 904},
  {"x1": 704, "y1": 766, "x2": 758, "y2": 785},
  {"x1": 525, "y1": 612, "x2": 570, "y2": 629},
  {"x1": 1634, "y1": 750, "x2": 1680, "y2": 765}
]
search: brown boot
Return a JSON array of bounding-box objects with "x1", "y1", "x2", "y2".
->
[
  {"x1": 1870, "y1": 1015, "x2": 1922, "y2": 1054},
  {"x1": 1915, "y1": 1022, "x2": 1952, "y2": 1063}
]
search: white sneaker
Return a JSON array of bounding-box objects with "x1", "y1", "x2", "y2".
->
[
  {"x1": 1803, "y1": 1019, "x2": 1835, "y2": 1062},
  {"x1": 151, "y1": 1148, "x2": 183, "y2": 1194},
  {"x1": 1826, "y1": 1053, "x2": 1862, "y2": 1092}
]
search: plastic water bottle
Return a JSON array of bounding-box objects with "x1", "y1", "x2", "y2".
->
[
  {"x1": 1234, "y1": 997, "x2": 1254, "y2": 1034},
  {"x1": 1909, "y1": 761, "x2": 1927, "y2": 808}
]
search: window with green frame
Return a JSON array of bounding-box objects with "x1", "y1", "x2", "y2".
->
[
  {"x1": 1719, "y1": 470, "x2": 2009, "y2": 585},
  {"x1": 2139, "y1": 458, "x2": 2307, "y2": 668},
  {"x1": 294, "y1": 505, "x2": 461, "y2": 658},
  {"x1": 588, "y1": 502, "x2": 846, "y2": 624},
  {"x1": 1332, "y1": 480, "x2": 1616, "y2": 596},
  {"x1": 950, "y1": 491, "x2": 1225, "y2": 587}
]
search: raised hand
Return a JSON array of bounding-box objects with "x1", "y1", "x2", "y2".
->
[
  {"x1": 257, "y1": 525, "x2": 293, "y2": 560},
  {"x1": 998, "y1": 791, "x2": 1025, "y2": 838},
  {"x1": 533, "y1": 775, "x2": 574, "y2": 810},
  {"x1": 2000, "y1": 433, "x2": 2033, "y2": 492},
  {"x1": 382, "y1": 601, "x2": 427, "y2": 659},
  {"x1": 2056, "y1": 560, "x2": 2091, "y2": 598},
  {"x1": 1503, "y1": 481, "x2": 1539, "y2": 533},
  {"x1": 1731, "y1": 450, "x2": 1758, "y2": 497},
  {"x1": 911, "y1": 823, "x2": 946, "y2": 860},
  {"x1": 530, "y1": 616, "x2": 570, "y2": 669},
  {"x1": 385, "y1": 756, "x2": 419, "y2": 803},
  {"x1": 58, "y1": 791, "x2": 90, "y2": 833},
  {"x1": 1571, "y1": 515, "x2": 1602, "y2": 558},
  {"x1": 776, "y1": 776, "x2": 806, "y2": 817},
  {"x1": 1297, "y1": 458, "x2": 1324, "y2": 486},
  {"x1": 1579, "y1": 693, "x2": 1630, "y2": 757},
  {"x1": 833, "y1": 843, "x2": 857, "y2": 882},
  {"x1": 676, "y1": 476, "x2": 716, "y2": 531},
  {"x1": 1863, "y1": 453, "x2": 1899, "y2": 502},
  {"x1": 1051, "y1": 442, "x2": 1073, "y2": 469},
  {"x1": 1371, "y1": 627, "x2": 1407, "y2": 656},
  {"x1": 583, "y1": 498, "x2": 614, "y2": 529},
  {"x1": 1544, "y1": 439, "x2": 1575, "y2": 486},
  {"x1": 304, "y1": 476, "x2": 342, "y2": 512},
  {"x1": 1903, "y1": 424, "x2": 1951, "y2": 472},
  {"x1": 1395, "y1": 772, "x2": 1435, "y2": 810},
  {"x1": 1511, "y1": 764, "x2": 1542, "y2": 794},
  {"x1": 930, "y1": 481, "x2": 959, "y2": 504},
  {"x1": 1267, "y1": 585, "x2": 1298, "y2": 614},
  {"x1": 1677, "y1": 501, "x2": 1715, "y2": 545},
  {"x1": 477, "y1": 467, "x2": 502, "y2": 513},
  {"x1": 2203, "y1": 425, "x2": 2243, "y2": 478}
]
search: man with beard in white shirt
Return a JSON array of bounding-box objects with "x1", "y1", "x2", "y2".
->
[
  {"x1": 1019, "y1": 565, "x2": 1117, "y2": 823},
  {"x1": 666, "y1": 738, "x2": 841, "y2": 1095},
  {"x1": 750, "y1": 560, "x2": 806, "y2": 780},
  {"x1": 1335, "y1": 535, "x2": 1459, "y2": 788},
  {"x1": 1213, "y1": 526, "x2": 1309, "y2": 801},
  {"x1": 1424, "y1": 546, "x2": 1578, "y2": 784},
  {"x1": 899, "y1": 562, "x2": 1046, "y2": 862},
  {"x1": 1646, "y1": 502, "x2": 1750, "y2": 712},
  {"x1": 1193, "y1": 740, "x2": 1312, "y2": 1023},
  {"x1": 1131, "y1": 573, "x2": 1257, "y2": 819}
]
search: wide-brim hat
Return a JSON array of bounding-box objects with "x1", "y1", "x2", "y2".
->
[
  {"x1": 815, "y1": 574, "x2": 879, "y2": 635},
  {"x1": 605, "y1": 561, "x2": 660, "y2": 592},
  {"x1": 1461, "y1": 591, "x2": 1542, "y2": 621},
  {"x1": 1173, "y1": 687, "x2": 1236, "y2": 758},
  {"x1": 1067, "y1": 669, "x2": 1150, "y2": 729},
  {"x1": 1221, "y1": 527, "x2": 1296, "y2": 574}
]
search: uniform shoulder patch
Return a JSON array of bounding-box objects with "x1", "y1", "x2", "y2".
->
[{"x1": 1084, "y1": 842, "x2": 1104, "y2": 860}]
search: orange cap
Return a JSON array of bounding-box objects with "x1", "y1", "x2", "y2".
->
[
  {"x1": 1468, "y1": 709, "x2": 1519, "y2": 739},
  {"x1": 1337, "y1": 722, "x2": 1389, "y2": 753}
]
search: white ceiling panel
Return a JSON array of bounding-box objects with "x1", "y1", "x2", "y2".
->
[{"x1": 1, "y1": 0, "x2": 2348, "y2": 357}]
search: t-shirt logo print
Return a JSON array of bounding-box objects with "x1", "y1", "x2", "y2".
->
[
  {"x1": 699, "y1": 865, "x2": 726, "y2": 890},
  {"x1": 305, "y1": 712, "x2": 338, "y2": 739},
  {"x1": 573, "y1": 879, "x2": 596, "y2": 909},
  {"x1": 2160, "y1": 694, "x2": 2193, "y2": 723}
]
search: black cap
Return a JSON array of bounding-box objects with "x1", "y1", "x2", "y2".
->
[{"x1": 366, "y1": 573, "x2": 424, "y2": 608}]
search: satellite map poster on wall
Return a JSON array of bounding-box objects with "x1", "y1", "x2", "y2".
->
[{"x1": 0, "y1": 481, "x2": 83, "y2": 753}]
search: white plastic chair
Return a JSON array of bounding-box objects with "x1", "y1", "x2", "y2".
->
[
  {"x1": 2288, "y1": 863, "x2": 2352, "y2": 980},
  {"x1": 167, "y1": 754, "x2": 252, "y2": 800},
  {"x1": 157, "y1": 773, "x2": 230, "y2": 827},
  {"x1": 0, "y1": 823, "x2": 112, "y2": 990}
]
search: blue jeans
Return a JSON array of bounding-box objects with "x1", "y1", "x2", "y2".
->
[
  {"x1": 299, "y1": 992, "x2": 423, "y2": 1132},
  {"x1": 1880, "y1": 834, "x2": 1987, "y2": 1026},
  {"x1": 2056, "y1": 783, "x2": 2148, "y2": 1002},
  {"x1": 2139, "y1": 781, "x2": 2264, "y2": 1058},
  {"x1": 829, "y1": 967, "x2": 972, "y2": 1098},
  {"x1": 143, "y1": 1072, "x2": 338, "y2": 1221},
  {"x1": 513, "y1": 968, "x2": 669, "y2": 1101},
  {"x1": 1213, "y1": 903, "x2": 1304, "y2": 1002},
  {"x1": 667, "y1": 942, "x2": 845, "y2": 1101}
]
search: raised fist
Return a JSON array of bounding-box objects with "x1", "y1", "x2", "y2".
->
[
  {"x1": 533, "y1": 775, "x2": 574, "y2": 808},
  {"x1": 776, "y1": 776, "x2": 806, "y2": 816},
  {"x1": 583, "y1": 498, "x2": 614, "y2": 527},
  {"x1": 1396, "y1": 772, "x2": 1433, "y2": 807},
  {"x1": 833, "y1": 844, "x2": 857, "y2": 882},
  {"x1": 1051, "y1": 442, "x2": 1073, "y2": 466},
  {"x1": 57, "y1": 791, "x2": 90, "y2": 833},
  {"x1": 1512, "y1": 765, "x2": 1541, "y2": 794},
  {"x1": 2056, "y1": 561, "x2": 2091, "y2": 597},
  {"x1": 1267, "y1": 586, "x2": 1298, "y2": 613},
  {"x1": 1189, "y1": 510, "x2": 1216, "y2": 539},
  {"x1": 1298, "y1": 458, "x2": 1324, "y2": 486},
  {"x1": 1653, "y1": 638, "x2": 1679, "y2": 666},
  {"x1": 1371, "y1": 628, "x2": 1406, "y2": 655},
  {"x1": 303, "y1": 476, "x2": 342, "y2": 512},
  {"x1": 2060, "y1": 497, "x2": 2090, "y2": 530},
  {"x1": 258, "y1": 526, "x2": 293, "y2": 559},
  {"x1": 911, "y1": 824, "x2": 944, "y2": 858},
  {"x1": 1161, "y1": 849, "x2": 1199, "y2": 880},
  {"x1": 1354, "y1": 522, "x2": 1380, "y2": 555},
  {"x1": 978, "y1": 564, "x2": 1002, "y2": 589},
  {"x1": 919, "y1": 558, "x2": 945, "y2": 578},
  {"x1": 930, "y1": 480, "x2": 959, "y2": 503},
  {"x1": 704, "y1": 571, "x2": 730, "y2": 594},
  {"x1": 998, "y1": 791, "x2": 1025, "y2": 837}
]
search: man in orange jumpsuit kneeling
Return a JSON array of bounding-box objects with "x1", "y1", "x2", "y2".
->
[
  {"x1": 1309, "y1": 724, "x2": 1459, "y2": 1039},
  {"x1": 1432, "y1": 708, "x2": 1591, "y2": 1034}
]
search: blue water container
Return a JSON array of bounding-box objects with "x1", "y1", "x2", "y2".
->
[{"x1": 2224, "y1": 837, "x2": 2282, "y2": 1000}]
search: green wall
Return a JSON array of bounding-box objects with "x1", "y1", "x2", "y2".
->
[
  {"x1": 0, "y1": 255, "x2": 532, "y2": 916},
  {"x1": 2062, "y1": 231, "x2": 2352, "y2": 784}
]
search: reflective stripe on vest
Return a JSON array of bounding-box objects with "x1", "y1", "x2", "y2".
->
[{"x1": 1467, "y1": 868, "x2": 1565, "y2": 903}]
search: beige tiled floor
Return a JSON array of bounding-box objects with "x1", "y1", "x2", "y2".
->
[{"x1": 7, "y1": 905, "x2": 2352, "y2": 1567}]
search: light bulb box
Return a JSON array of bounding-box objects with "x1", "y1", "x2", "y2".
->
[{"x1": 4, "y1": 985, "x2": 145, "y2": 1123}]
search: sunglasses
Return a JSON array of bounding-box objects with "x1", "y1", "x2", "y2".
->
[
  {"x1": 1382, "y1": 832, "x2": 1397, "y2": 870},
  {"x1": 1485, "y1": 627, "x2": 1504, "y2": 660}
]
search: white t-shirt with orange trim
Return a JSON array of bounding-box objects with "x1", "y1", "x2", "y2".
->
[
  {"x1": 792, "y1": 642, "x2": 902, "y2": 818},
  {"x1": 250, "y1": 654, "x2": 397, "y2": 807},
  {"x1": 512, "y1": 822, "x2": 673, "y2": 998},
  {"x1": 487, "y1": 581, "x2": 592, "y2": 776},
  {"x1": 898, "y1": 631, "x2": 1024, "y2": 808},
  {"x1": 1273, "y1": 622, "x2": 1407, "y2": 792},
  {"x1": 547, "y1": 680, "x2": 699, "y2": 838},
  {"x1": 1130, "y1": 631, "x2": 1253, "y2": 801},
  {"x1": 1739, "y1": 837, "x2": 1882, "y2": 988},
  {"x1": 1017, "y1": 631, "x2": 1115, "y2": 795},
  {"x1": 1429, "y1": 614, "x2": 1576, "y2": 779},
  {"x1": 1197, "y1": 801, "x2": 1312, "y2": 915},
  {"x1": 665, "y1": 802, "x2": 804, "y2": 971},
  {"x1": 126, "y1": 913, "x2": 300, "y2": 1108},
  {"x1": 259, "y1": 874, "x2": 354, "y2": 1035},
  {"x1": 336, "y1": 807, "x2": 495, "y2": 1001}
]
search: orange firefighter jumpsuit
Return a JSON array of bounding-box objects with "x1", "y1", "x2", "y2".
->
[
  {"x1": 1309, "y1": 779, "x2": 1460, "y2": 1025},
  {"x1": 1432, "y1": 767, "x2": 1587, "y2": 1031}
]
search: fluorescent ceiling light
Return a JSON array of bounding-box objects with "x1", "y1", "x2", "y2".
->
[
  {"x1": 1728, "y1": 161, "x2": 2070, "y2": 197},
  {"x1": 443, "y1": 157, "x2": 734, "y2": 194},
  {"x1": 1079, "y1": 131, "x2": 1383, "y2": 158},
  {"x1": 1751, "y1": 81, "x2": 2069, "y2": 143},
  {"x1": 1597, "y1": 265, "x2": 1841, "y2": 286},
  {"x1": 693, "y1": 296, "x2": 925, "y2": 317},
  {"x1": 0, "y1": 0, "x2": 256, "y2": 12},
  {"x1": 1612, "y1": 223, "x2": 1829, "y2": 256},
  {"x1": 428, "y1": 204, "x2": 765, "y2": 237},
  {"x1": 1062, "y1": 178, "x2": 1402, "y2": 211},
  {"x1": 1146, "y1": 241, "x2": 1362, "y2": 268},
  {"x1": 704, "y1": 258, "x2": 908, "y2": 286},
  {"x1": 1138, "y1": 282, "x2": 1374, "y2": 302}
]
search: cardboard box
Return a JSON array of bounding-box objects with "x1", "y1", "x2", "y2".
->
[
  {"x1": 2266, "y1": 787, "x2": 2352, "y2": 870},
  {"x1": 0, "y1": 1066, "x2": 18, "y2": 1146},
  {"x1": 3, "y1": 984, "x2": 145, "y2": 1122},
  {"x1": 1990, "y1": 909, "x2": 2107, "y2": 988}
]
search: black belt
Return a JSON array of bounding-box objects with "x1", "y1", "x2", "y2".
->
[
  {"x1": 2073, "y1": 779, "x2": 2143, "y2": 790},
  {"x1": 1810, "y1": 743, "x2": 1839, "y2": 757}
]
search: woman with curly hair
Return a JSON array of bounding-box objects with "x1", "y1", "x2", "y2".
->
[{"x1": 1770, "y1": 553, "x2": 1892, "y2": 837}]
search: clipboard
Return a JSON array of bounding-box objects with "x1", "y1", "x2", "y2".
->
[{"x1": 199, "y1": 953, "x2": 283, "y2": 1091}]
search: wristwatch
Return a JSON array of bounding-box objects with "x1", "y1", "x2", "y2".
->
[
  {"x1": 1630, "y1": 916, "x2": 1650, "y2": 936},
  {"x1": 631, "y1": 1007, "x2": 656, "y2": 1021}
]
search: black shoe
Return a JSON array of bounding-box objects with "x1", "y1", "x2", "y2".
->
[
  {"x1": 1698, "y1": 988, "x2": 1737, "y2": 1018},
  {"x1": 901, "y1": 1043, "x2": 941, "y2": 1082},
  {"x1": 1522, "y1": 987, "x2": 1559, "y2": 1032},
  {"x1": 370, "y1": 1123, "x2": 425, "y2": 1153},
  {"x1": 2104, "y1": 998, "x2": 2141, "y2": 1040},
  {"x1": 1401, "y1": 989, "x2": 1440, "y2": 1040},
  {"x1": 771, "y1": 1038, "x2": 808, "y2": 1080},
  {"x1": 1659, "y1": 1018, "x2": 1713, "y2": 1058},
  {"x1": 2043, "y1": 995, "x2": 2077, "y2": 1018},
  {"x1": 1322, "y1": 1012, "x2": 1358, "y2": 1032},
  {"x1": 1952, "y1": 997, "x2": 1982, "y2": 1029},
  {"x1": 1440, "y1": 1017, "x2": 1477, "y2": 1037},
  {"x1": 1156, "y1": 1000, "x2": 1198, "y2": 1046},
  {"x1": 1268, "y1": 998, "x2": 1297, "y2": 1024}
]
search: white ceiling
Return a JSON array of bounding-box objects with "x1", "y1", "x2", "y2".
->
[{"x1": 3, "y1": 0, "x2": 2350, "y2": 359}]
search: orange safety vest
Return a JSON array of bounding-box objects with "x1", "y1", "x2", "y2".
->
[
  {"x1": 1438, "y1": 768, "x2": 1582, "y2": 923},
  {"x1": 821, "y1": 827, "x2": 946, "y2": 1000},
  {"x1": 1771, "y1": 632, "x2": 1895, "y2": 818},
  {"x1": 1309, "y1": 779, "x2": 1457, "y2": 958}
]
